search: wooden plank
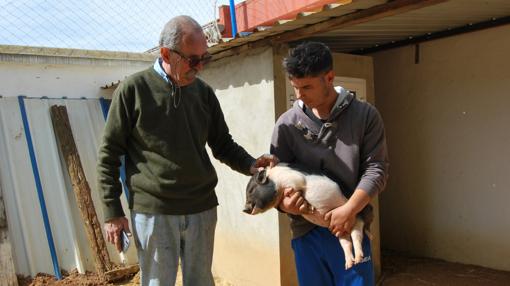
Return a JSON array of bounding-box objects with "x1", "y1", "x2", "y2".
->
[
  {"x1": 212, "y1": 38, "x2": 273, "y2": 62},
  {"x1": 104, "y1": 264, "x2": 139, "y2": 282},
  {"x1": 0, "y1": 183, "x2": 18, "y2": 286},
  {"x1": 268, "y1": 22, "x2": 308, "y2": 32},
  {"x1": 50, "y1": 105, "x2": 112, "y2": 278}
]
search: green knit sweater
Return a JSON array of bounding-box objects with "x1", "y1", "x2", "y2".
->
[{"x1": 97, "y1": 67, "x2": 255, "y2": 220}]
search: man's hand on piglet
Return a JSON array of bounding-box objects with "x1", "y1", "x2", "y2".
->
[
  {"x1": 325, "y1": 204, "x2": 357, "y2": 237},
  {"x1": 278, "y1": 187, "x2": 313, "y2": 215},
  {"x1": 250, "y1": 154, "x2": 279, "y2": 174}
]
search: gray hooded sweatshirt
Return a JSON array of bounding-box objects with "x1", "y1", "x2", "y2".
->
[{"x1": 270, "y1": 87, "x2": 389, "y2": 238}]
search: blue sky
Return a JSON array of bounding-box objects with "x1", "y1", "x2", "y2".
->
[{"x1": 0, "y1": 0, "x2": 233, "y2": 52}]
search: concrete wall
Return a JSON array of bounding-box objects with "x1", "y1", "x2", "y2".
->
[
  {"x1": 371, "y1": 25, "x2": 510, "y2": 271},
  {"x1": 200, "y1": 47, "x2": 281, "y2": 286},
  {"x1": 0, "y1": 45, "x2": 154, "y2": 99}
]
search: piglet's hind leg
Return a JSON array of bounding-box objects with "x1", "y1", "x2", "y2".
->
[
  {"x1": 339, "y1": 235, "x2": 355, "y2": 269},
  {"x1": 351, "y1": 218, "x2": 365, "y2": 265}
]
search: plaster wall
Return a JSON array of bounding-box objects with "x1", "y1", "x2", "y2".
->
[
  {"x1": 201, "y1": 47, "x2": 281, "y2": 286},
  {"x1": 372, "y1": 24, "x2": 510, "y2": 271}
]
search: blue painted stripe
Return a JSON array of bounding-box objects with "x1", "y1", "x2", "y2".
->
[
  {"x1": 98, "y1": 97, "x2": 110, "y2": 121},
  {"x1": 229, "y1": 0, "x2": 238, "y2": 38},
  {"x1": 98, "y1": 98, "x2": 129, "y2": 200},
  {"x1": 17, "y1": 96, "x2": 62, "y2": 280}
]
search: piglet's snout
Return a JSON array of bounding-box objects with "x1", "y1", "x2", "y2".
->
[{"x1": 243, "y1": 204, "x2": 254, "y2": 214}]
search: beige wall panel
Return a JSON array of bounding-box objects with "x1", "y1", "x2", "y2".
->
[
  {"x1": 201, "y1": 47, "x2": 281, "y2": 286},
  {"x1": 372, "y1": 24, "x2": 510, "y2": 271}
]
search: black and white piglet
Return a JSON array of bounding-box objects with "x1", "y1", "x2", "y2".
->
[{"x1": 243, "y1": 163, "x2": 373, "y2": 269}]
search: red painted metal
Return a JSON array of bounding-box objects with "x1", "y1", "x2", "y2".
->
[
  {"x1": 219, "y1": 0, "x2": 343, "y2": 36},
  {"x1": 218, "y1": 5, "x2": 233, "y2": 38}
]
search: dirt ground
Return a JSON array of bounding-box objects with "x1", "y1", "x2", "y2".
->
[
  {"x1": 17, "y1": 269, "x2": 139, "y2": 286},
  {"x1": 17, "y1": 252, "x2": 510, "y2": 285},
  {"x1": 379, "y1": 251, "x2": 510, "y2": 286},
  {"x1": 16, "y1": 265, "x2": 230, "y2": 286}
]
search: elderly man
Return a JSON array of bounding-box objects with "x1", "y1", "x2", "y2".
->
[
  {"x1": 97, "y1": 15, "x2": 277, "y2": 286},
  {"x1": 272, "y1": 42, "x2": 389, "y2": 285}
]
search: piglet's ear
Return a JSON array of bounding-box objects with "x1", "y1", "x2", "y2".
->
[{"x1": 256, "y1": 169, "x2": 267, "y2": 184}]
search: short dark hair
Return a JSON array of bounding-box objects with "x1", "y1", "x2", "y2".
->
[{"x1": 282, "y1": 42, "x2": 333, "y2": 78}]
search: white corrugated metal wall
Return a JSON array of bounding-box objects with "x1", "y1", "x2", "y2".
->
[{"x1": 0, "y1": 96, "x2": 137, "y2": 277}]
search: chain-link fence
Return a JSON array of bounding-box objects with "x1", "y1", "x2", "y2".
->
[{"x1": 0, "y1": 0, "x2": 233, "y2": 52}]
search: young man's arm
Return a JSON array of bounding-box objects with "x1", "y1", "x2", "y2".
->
[
  {"x1": 325, "y1": 188, "x2": 371, "y2": 236},
  {"x1": 326, "y1": 105, "x2": 389, "y2": 236}
]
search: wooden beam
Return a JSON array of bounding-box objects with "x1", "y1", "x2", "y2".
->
[
  {"x1": 104, "y1": 264, "x2": 139, "y2": 282},
  {"x1": 50, "y1": 105, "x2": 112, "y2": 278},
  {"x1": 0, "y1": 183, "x2": 18, "y2": 286},
  {"x1": 273, "y1": 0, "x2": 448, "y2": 43},
  {"x1": 212, "y1": 38, "x2": 273, "y2": 62}
]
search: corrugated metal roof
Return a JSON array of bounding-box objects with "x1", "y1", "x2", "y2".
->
[
  {"x1": 208, "y1": 0, "x2": 388, "y2": 54},
  {"x1": 208, "y1": 0, "x2": 510, "y2": 57},
  {"x1": 309, "y1": 0, "x2": 510, "y2": 52},
  {"x1": 0, "y1": 97, "x2": 136, "y2": 277}
]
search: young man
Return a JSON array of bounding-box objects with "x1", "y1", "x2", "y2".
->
[
  {"x1": 272, "y1": 42, "x2": 389, "y2": 285},
  {"x1": 97, "y1": 15, "x2": 277, "y2": 286}
]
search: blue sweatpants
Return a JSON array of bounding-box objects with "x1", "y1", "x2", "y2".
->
[{"x1": 291, "y1": 227, "x2": 375, "y2": 286}]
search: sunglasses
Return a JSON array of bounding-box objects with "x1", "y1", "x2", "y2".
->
[{"x1": 169, "y1": 48, "x2": 212, "y2": 68}]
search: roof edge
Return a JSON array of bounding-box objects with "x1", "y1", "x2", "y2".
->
[{"x1": 0, "y1": 45, "x2": 156, "y2": 62}]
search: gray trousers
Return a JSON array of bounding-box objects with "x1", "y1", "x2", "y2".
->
[{"x1": 131, "y1": 207, "x2": 217, "y2": 286}]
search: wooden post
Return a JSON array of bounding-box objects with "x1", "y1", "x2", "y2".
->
[
  {"x1": 50, "y1": 105, "x2": 112, "y2": 277},
  {"x1": 0, "y1": 183, "x2": 18, "y2": 286}
]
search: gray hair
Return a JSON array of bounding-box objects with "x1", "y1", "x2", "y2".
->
[{"x1": 159, "y1": 15, "x2": 203, "y2": 50}]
